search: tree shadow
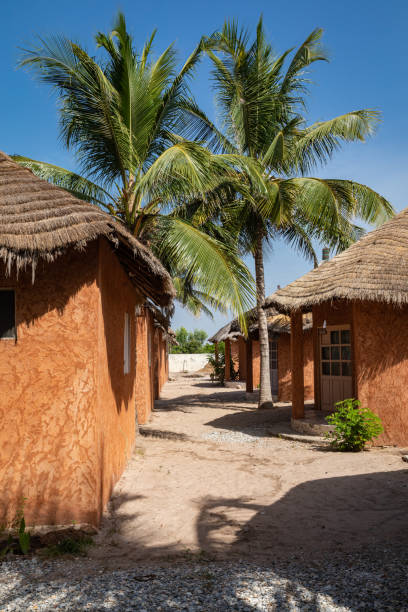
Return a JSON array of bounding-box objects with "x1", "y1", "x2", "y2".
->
[
  {"x1": 155, "y1": 386, "x2": 258, "y2": 412},
  {"x1": 2, "y1": 470, "x2": 407, "y2": 610}
]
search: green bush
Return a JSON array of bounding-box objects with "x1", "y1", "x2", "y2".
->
[
  {"x1": 325, "y1": 398, "x2": 383, "y2": 451},
  {"x1": 207, "y1": 352, "x2": 238, "y2": 385}
]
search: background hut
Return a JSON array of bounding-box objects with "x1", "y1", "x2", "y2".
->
[
  {"x1": 209, "y1": 308, "x2": 314, "y2": 402},
  {"x1": 266, "y1": 206, "x2": 408, "y2": 445}
]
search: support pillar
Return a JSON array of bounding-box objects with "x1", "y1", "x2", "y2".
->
[
  {"x1": 224, "y1": 339, "x2": 231, "y2": 381},
  {"x1": 290, "y1": 310, "x2": 304, "y2": 419},
  {"x1": 214, "y1": 342, "x2": 219, "y2": 364},
  {"x1": 246, "y1": 338, "x2": 253, "y2": 393},
  {"x1": 238, "y1": 337, "x2": 246, "y2": 381}
]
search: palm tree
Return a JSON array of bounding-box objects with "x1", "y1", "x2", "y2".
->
[
  {"x1": 15, "y1": 13, "x2": 258, "y2": 323},
  {"x1": 197, "y1": 20, "x2": 394, "y2": 408}
]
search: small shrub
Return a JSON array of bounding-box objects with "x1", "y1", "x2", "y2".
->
[
  {"x1": 325, "y1": 398, "x2": 383, "y2": 451},
  {"x1": 207, "y1": 352, "x2": 238, "y2": 384},
  {"x1": 0, "y1": 498, "x2": 31, "y2": 557}
]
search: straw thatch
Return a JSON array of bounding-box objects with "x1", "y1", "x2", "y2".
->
[
  {"x1": 265, "y1": 207, "x2": 408, "y2": 313},
  {"x1": 0, "y1": 152, "x2": 175, "y2": 306},
  {"x1": 208, "y1": 308, "x2": 312, "y2": 343},
  {"x1": 146, "y1": 303, "x2": 171, "y2": 333}
]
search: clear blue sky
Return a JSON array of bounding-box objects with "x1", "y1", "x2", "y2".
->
[{"x1": 2, "y1": 0, "x2": 407, "y2": 336}]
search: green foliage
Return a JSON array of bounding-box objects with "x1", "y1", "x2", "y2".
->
[
  {"x1": 170, "y1": 327, "x2": 211, "y2": 353},
  {"x1": 198, "y1": 18, "x2": 394, "y2": 406},
  {"x1": 16, "y1": 12, "x2": 257, "y2": 325},
  {"x1": 207, "y1": 351, "x2": 238, "y2": 384},
  {"x1": 18, "y1": 516, "x2": 30, "y2": 555},
  {"x1": 0, "y1": 498, "x2": 31, "y2": 557},
  {"x1": 325, "y1": 399, "x2": 383, "y2": 451},
  {"x1": 42, "y1": 536, "x2": 93, "y2": 558}
]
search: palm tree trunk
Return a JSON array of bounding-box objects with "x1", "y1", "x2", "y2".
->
[{"x1": 255, "y1": 225, "x2": 273, "y2": 409}]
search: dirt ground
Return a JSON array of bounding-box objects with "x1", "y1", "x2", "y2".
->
[{"x1": 90, "y1": 375, "x2": 408, "y2": 569}]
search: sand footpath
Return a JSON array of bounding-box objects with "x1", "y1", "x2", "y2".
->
[{"x1": 90, "y1": 375, "x2": 408, "y2": 569}]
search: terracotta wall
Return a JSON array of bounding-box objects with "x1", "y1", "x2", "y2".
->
[
  {"x1": 230, "y1": 340, "x2": 240, "y2": 374},
  {"x1": 278, "y1": 335, "x2": 291, "y2": 401},
  {"x1": 277, "y1": 333, "x2": 314, "y2": 402},
  {"x1": 238, "y1": 337, "x2": 247, "y2": 381},
  {"x1": 96, "y1": 238, "x2": 144, "y2": 521},
  {"x1": 252, "y1": 340, "x2": 261, "y2": 388},
  {"x1": 135, "y1": 310, "x2": 152, "y2": 425},
  {"x1": 157, "y1": 330, "x2": 168, "y2": 392},
  {"x1": 0, "y1": 237, "x2": 153, "y2": 527},
  {"x1": 354, "y1": 301, "x2": 408, "y2": 446},
  {"x1": 0, "y1": 244, "x2": 100, "y2": 526}
]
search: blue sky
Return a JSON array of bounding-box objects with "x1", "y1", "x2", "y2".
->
[{"x1": 2, "y1": 0, "x2": 407, "y2": 336}]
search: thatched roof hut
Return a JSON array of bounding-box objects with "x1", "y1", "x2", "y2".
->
[
  {"x1": 208, "y1": 307, "x2": 312, "y2": 343},
  {"x1": 0, "y1": 151, "x2": 175, "y2": 307},
  {"x1": 265, "y1": 208, "x2": 407, "y2": 313}
]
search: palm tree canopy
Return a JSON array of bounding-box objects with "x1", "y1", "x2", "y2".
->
[
  {"x1": 16, "y1": 12, "x2": 264, "y2": 325},
  {"x1": 198, "y1": 19, "x2": 394, "y2": 256}
]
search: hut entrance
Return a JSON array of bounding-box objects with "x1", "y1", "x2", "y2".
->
[
  {"x1": 320, "y1": 325, "x2": 353, "y2": 412},
  {"x1": 269, "y1": 340, "x2": 278, "y2": 398}
]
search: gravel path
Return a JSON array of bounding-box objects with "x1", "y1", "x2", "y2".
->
[{"x1": 1, "y1": 546, "x2": 407, "y2": 611}]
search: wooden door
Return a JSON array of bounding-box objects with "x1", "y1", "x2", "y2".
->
[
  {"x1": 269, "y1": 340, "x2": 278, "y2": 398},
  {"x1": 320, "y1": 325, "x2": 353, "y2": 412}
]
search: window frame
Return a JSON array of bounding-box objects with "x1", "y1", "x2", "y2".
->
[
  {"x1": 0, "y1": 288, "x2": 16, "y2": 341},
  {"x1": 123, "y1": 312, "x2": 131, "y2": 375}
]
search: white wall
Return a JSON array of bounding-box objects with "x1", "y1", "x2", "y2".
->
[{"x1": 169, "y1": 353, "x2": 211, "y2": 373}]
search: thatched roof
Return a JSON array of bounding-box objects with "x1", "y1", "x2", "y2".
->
[
  {"x1": 265, "y1": 207, "x2": 408, "y2": 313},
  {"x1": 0, "y1": 152, "x2": 175, "y2": 306},
  {"x1": 208, "y1": 308, "x2": 312, "y2": 343}
]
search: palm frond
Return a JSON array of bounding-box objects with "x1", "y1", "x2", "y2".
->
[
  {"x1": 294, "y1": 110, "x2": 381, "y2": 172},
  {"x1": 155, "y1": 216, "x2": 255, "y2": 331},
  {"x1": 11, "y1": 156, "x2": 115, "y2": 209}
]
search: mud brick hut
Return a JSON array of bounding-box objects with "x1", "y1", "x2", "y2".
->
[
  {"x1": 265, "y1": 207, "x2": 408, "y2": 446},
  {"x1": 0, "y1": 152, "x2": 175, "y2": 527},
  {"x1": 209, "y1": 309, "x2": 314, "y2": 402}
]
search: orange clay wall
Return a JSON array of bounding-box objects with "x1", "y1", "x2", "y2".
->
[
  {"x1": 277, "y1": 333, "x2": 314, "y2": 402},
  {"x1": 0, "y1": 238, "x2": 149, "y2": 527},
  {"x1": 157, "y1": 331, "x2": 168, "y2": 393},
  {"x1": 0, "y1": 244, "x2": 100, "y2": 526},
  {"x1": 238, "y1": 337, "x2": 247, "y2": 381},
  {"x1": 230, "y1": 340, "x2": 240, "y2": 374},
  {"x1": 247, "y1": 334, "x2": 313, "y2": 400},
  {"x1": 96, "y1": 238, "x2": 144, "y2": 521},
  {"x1": 135, "y1": 309, "x2": 153, "y2": 425},
  {"x1": 252, "y1": 340, "x2": 261, "y2": 388},
  {"x1": 353, "y1": 301, "x2": 408, "y2": 446}
]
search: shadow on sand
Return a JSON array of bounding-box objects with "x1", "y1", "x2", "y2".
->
[{"x1": 1, "y1": 469, "x2": 407, "y2": 610}]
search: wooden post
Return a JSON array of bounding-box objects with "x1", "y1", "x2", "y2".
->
[
  {"x1": 290, "y1": 310, "x2": 305, "y2": 419},
  {"x1": 215, "y1": 342, "x2": 219, "y2": 364},
  {"x1": 238, "y1": 337, "x2": 246, "y2": 381},
  {"x1": 224, "y1": 339, "x2": 231, "y2": 381},
  {"x1": 246, "y1": 338, "x2": 253, "y2": 393}
]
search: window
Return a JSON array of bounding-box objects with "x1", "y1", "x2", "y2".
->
[
  {"x1": 321, "y1": 326, "x2": 352, "y2": 378},
  {"x1": 124, "y1": 312, "x2": 130, "y2": 374},
  {"x1": 269, "y1": 341, "x2": 278, "y2": 370},
  {"x1": 0, "y1": 290, "x2": 16, "y2": 339}
]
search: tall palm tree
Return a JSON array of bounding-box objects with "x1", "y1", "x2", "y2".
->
[
  {"x1": 15, "y1": 13, "x2": 258, "y2": 323},
  {"x1": 195, "y1": 20, "x2": 394, "y2": 408}
]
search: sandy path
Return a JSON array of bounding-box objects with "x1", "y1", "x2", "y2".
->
[{"x1": 90, "y1": 375, "x2": 408, "y2": 569}]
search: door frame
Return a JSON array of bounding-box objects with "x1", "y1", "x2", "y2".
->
[
  {"x1": 269, "y1": 339, "x2": 279, "y2": 400},
  {"x1": 314, "y1": 312, "x2": 357, "y2": 411}
]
